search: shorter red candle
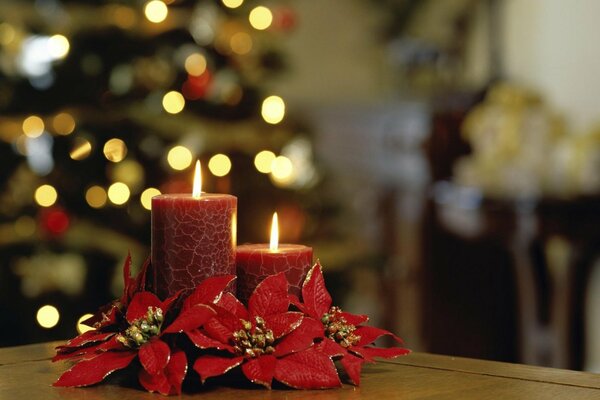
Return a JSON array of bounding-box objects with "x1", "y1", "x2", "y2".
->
[{"x1": 236, "y1": 213, "x2": 313, "y2": 304}]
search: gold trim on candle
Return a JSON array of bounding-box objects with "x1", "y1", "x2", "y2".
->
[
  {"x1": 193, "y1": 160, "x2": 202, "y2": 198},
  {"x1": 270, "y1": 212, "x2": 279, "y2": 251}
]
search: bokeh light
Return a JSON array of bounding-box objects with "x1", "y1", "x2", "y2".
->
[
  {"x1": 112, "y1": 160, "x2": 144, "y2": 190},
  {"x1": 184, "y1": 53, "x2": 207, "y2": 76},
  {"x1": 249, "y1": 6, "x2": 273, "y2": 30},
  {"x1": 76, "y1": 313, "x2": 95, "y2": 334},
  {"x1": 70, "y1": 138, "x2": 92, "y2": 160},
  {"x1": 34, "y1": 184, "x2": 58, "y2": 207},
  {"x1": 270, "y1": 155, "x2": 293, "y2": 182},
  {"x1": 103, "y1": 138, "x2": 128, "y2": 162},
  {"x1": 254, "y1": 150, "x2": 276, "y2": 173},
  {"x1": 144, "y1": 0, "x2": 168, "y2": 23},
  {"x1": 140, "y1": 187, "x2": 161, "y2": 210},
  {"x1": 107, "y1": 182, "x2": 130, "y2": 205},
  {"x1": 52, "y1": 112, "x2": 76, "y2": 135},
  {"x1": 36, "y1": 305, "x2": 60, "y2": 329},
  {"x1": 222, "y1": 0, "x2": 243, "y2": 8},
  {"x1": 261, "y1": 95, "x2": 285, "y2": 124},
  {"x1": 14, "y1": 216, "x2": 36, "y2": 237},
  {"x1": 48, "y1": 35, "x2": 70, "y2": 59},
  {"x1": 230, "y1": 32, "x2": 253, "y2": 55},
  {"x1": 0, "y1": 23, "x2": 16, "y2": 45},
  {"x1": 22, "y1": 115, "x2": 45, "y2": 138},
  {"x1": 162, "y1": 91, "x2": 185, "y2": 114},
  {"x1": 208, "y1": 154, "x2": 232, "y2": 177},
  {"x1": 85, "y1": 186, "x2": 107, "y2": 208},
  {"x1": 167, "y1": 145, "x2": 193, "y2": 170}
]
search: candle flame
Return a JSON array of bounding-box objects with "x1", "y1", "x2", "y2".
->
[
  {"x1": 193, "y1": 160, "x2": 202, "y2": 198},
  {"x1": 270, "y1": 212, "x2": 278, "y2": 251}
]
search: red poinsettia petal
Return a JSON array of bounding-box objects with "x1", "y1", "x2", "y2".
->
[
  {"x1": 340, "y1": 311, "x2": 369, "y2": 326},
  {"x1": 164, "y1": 350, "x2": 187, "y2": 395},
  {"x1": 274, "y1": 348, "x2": 341, "y2": 389},
  {"x1": 274, "y1": 317, "x2": 324, "y2": 357},
  {"x1": 203, "y1": 317, "x2": 235, "y2": 344},
  {"x1": 301, "y1": 262, "x2": 332, "y2": 319},
  {"x1": 80, "y1": 303, "x2": 119, "y2": 330},
  {"x1": 316, "y1": 338, "x2": 347, "y2": 358},
  {"x1": 53, "y1": 344, "x2": 103, "y2": 362},
  {"x1": 126, "y1": 292, "x2": 163, "y2": 323},
  {"x1": 241, "y1": 355, "x2": 276, "y2": 389},
  {"x1": 93, "y1": 335, "x2": 125, "y2": 352},
  {"x1": 56, "y1": 330, "x2": 114, "y2": 351},
  {"x1": 340, "y1": 353, "x2": 364, "y2": 386},
  {"x1": 53, "y1": 351, "x2": 136, "y2": 387},
  {"x1": 350, "y1": 346, "x2": 410, "y2": 362},
  {"x1": 138, "y1": 370, "x2": 170, "y2": 395},
  {"x1": 183, "y1": 275, "x2": 236, "y2": 310},
  {"x1": 160, "y1": 289, "x2": 183, "y2": 314},
  {"x1": 263, "y1": 312, "x2": 303, "y2": 339},
  {"x1": 216, "y1": 292, "x2": 249, "y2": 320},
  {"x1": 133, "y1": 257, "x2": 151, "y2": 295},
  {"x1": 139, "y1": 340, "x2": 171, "y2": 376},
  {"x1": 354, "y1": 326, "x2": 404, "y2": 347},
  {"x1": 186, "y1": 329, "x2": 234, "y2": 352},
  {"x1": 121, "y1": 252, "x2": 134, "y2": 304},
  {"x1": 288, "y1": 294, "x2": 306, "y2": 313},
  {"x1": 248, "y1": 273, "x2": 289, "y2": 318},
  {"x1": 162, "y1": 304, "x2": 215, "y2": 334},
  {"x1": 193, "y1": 355, "x2": 244, "y2": 383}
]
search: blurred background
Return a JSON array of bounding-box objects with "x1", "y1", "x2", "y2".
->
[{"x1": 2, "y1": 0, "x2": 600, "y2": 373}]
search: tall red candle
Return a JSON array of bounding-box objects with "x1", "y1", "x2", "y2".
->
[
  {"x1": 236, "y1": 213, "x2": 313, "y2": 303},
  {"x1": 151, "y1": 162, "x2": 237, "y2": 299}
]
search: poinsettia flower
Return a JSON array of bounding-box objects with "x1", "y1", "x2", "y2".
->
[
  {"x1": 192, "y1": 273, "x2": 340, "y2": 389},
  {"x1": 293, "y1": 262, "x2": 410, "y2": 385}
]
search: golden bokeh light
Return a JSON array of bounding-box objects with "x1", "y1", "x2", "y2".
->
[
  {"x1": 261, "y1": 95, "x2": 285, "y2": 124},
  {"x1": 70, "y1": 138, "x2": 92, "y2": 160},
  {"x1": 52, "y1": 112, "x2": 76, "y2": 135},
  {"x1": 112, "y1": 6, "x2": 137, "y2": 29},
  {"x1": 208, "y1": 154, "x2": 232, "y2": 177},
  {"x1": 36, "y1": 305, "x2": 60, "y2": 329},
  {"x1": 144, "y1": 0, "x2": 168, "y2": 23},
  {"x1": 162, "y1": 91, "x2": 185, "y2": 114},
  {"x1": 140, "y1": 187, "x2": 161, "y2": 210},
  {"x1": 103, "y1": 138, "x2": 128, "y2": 162},
  {"x1": 167, "y1": 145, "x2": 193, "y2": 170},
  {"x1": 22, "y1": 115, "x2": 45, "y2": 138},
  {"x1": 85, "y1": 185, "x2": 107, "y2": 208},
  {"x1": 76, "y1": 313, "x2": 95, "y2": 334},
  {"x1": 184, "y1": 53, "x2": 207, "y2": 76},
  {"x1": 270, "y1": 155, "x2": 293, "y2": 181},
  {"x1": 0, "y1": 23, "x2": 16, "y2": 45},
  {"x1": 249, "y1": 6, "x2": 273, "y2": 30},
  {"x1": 112, "y1": 160, "x2": 144, "y2": 189},
  {"x1": 107, "y1": 182, "x2": 131, "y2": 205},
  {"x1": 222, "y1": 0, "x2": 243, "y2": 8},
  {"x1": 14, "y1": 216, "x2": 36, "y2": 237},
  {"x1": 34, "y1": 184, "x2": 58, "y2": 207},
  {"x1": 254, "y1": 150, "x2": 276, "y2": 173},
  {"x1": 48, "y1": 35, "x2": 70, "y2": 59},
  {"x1": 230, "y1": 32, "x2": 253, "y2": 55}
]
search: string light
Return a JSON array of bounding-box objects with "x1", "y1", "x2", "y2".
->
[
  {"x1": 162, "y1": 91, "x2": 185, "y2": 114},
  {"x1": 34, "y1": 184, "x2": 58, "y2": 207},
  {"x1": 184, "y1": 53, "x2": 207, "y2": 76},
  {"x1": 140, "y1": 187, "x2": 161, "y2": 210},
  {"x1": 52, "y1": 112, "x2": 76, "y2": 135},
  {"x1": 167, "y1": 145, "x2": 193, "y2": 170},
  {"x1": 69, "y1": 138, "x2": 92, "y2": 160},
  {"x1": 103, "y1": 138, "x2": 128, "y2": 162},
  {"x1": 270, "y1": 155, "x2": 293, "y2": 182},
  {"x1": 36, "y1": 305, "x2": 60, "y2": 329},
  {"x1": 76, "y1": 314, "x2": 95, "y2": 334},
  {"x1": 230, "y1": 32, "x2": 253, "y2": 55},
  {"x1": 22, "y1": 115, "x2": 45, "y2": 138},
  {"x1": 85, "y1": 186, "x2": 107, "y2": 208},
  {"x1": 107, "y1": 182, "x2": 130, "y2": 205},
  {"x1": 222, "y1": 0, "x2": 244, "y2": 8},
  {"x1": 144, "y1": 0, "x2": 168, "y2": 23},
  {"x1": 208, "y1": 154, "x2": 232, "y2": 177},
  {"x1": 48, "y1": 35, "x2": 70, "y2": 59},
  {"x1": 254, "y1": 150, "x2": 276, "y2": 173},
  {"x1": 249, "y1": 6, "x2": 273, "y2": 30},
  {"x1": 261, "y1": 95, "x2": 285, "y2": 124}
]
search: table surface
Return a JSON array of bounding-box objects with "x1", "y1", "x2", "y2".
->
[{"x1": 2, "y1": 342, "x2": 600, "y2": 399}]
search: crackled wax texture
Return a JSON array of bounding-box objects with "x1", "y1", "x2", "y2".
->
[
  {"x1": 152, "y1": 194, "x2": 237, "y2": 299},
  {"x1": 236, "y1": 244, "x2": 313, "y2": 304}
]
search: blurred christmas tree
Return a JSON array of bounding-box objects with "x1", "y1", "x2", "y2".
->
[{"x1": 0, "y1": 0, "x2": 326, "y2": 346}]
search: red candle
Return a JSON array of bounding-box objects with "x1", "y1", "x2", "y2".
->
[
  {"x1": 236, "y1": 213, "x2": 313, "y2": 303},
  {"x1": 152, "y1": 161, "x2": 237, "y2": 299}
]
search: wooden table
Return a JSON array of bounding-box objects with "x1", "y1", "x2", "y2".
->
[{"x1": 2, "y1": 342, "x2": 599, "y2": 399}]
